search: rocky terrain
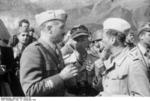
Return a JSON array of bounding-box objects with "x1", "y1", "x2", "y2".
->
[{"x1": 0, "y1": 0, "x2": 149, "y2": 36}]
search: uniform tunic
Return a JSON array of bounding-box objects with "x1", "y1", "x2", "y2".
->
[
  {"x1": 20, "y1": 40, "x2": 65, "y2": 96},
  {"x1": 99, "y1": 47, "x2": 150, "y2": 96}
]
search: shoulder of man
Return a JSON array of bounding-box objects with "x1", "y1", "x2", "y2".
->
[
  {"x1": 128, "y1": 47, "x2": 141, "y2": 61},
  {"x1": 22, "y1": 41, "x2": 42, "y2": 55},
  {"x1": 25, "y1": 41, "x2": 40, "y2": 49}
]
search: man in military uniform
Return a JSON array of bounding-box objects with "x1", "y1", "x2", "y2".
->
[
  {"x1": 86, "y1": 29, "x2": 104, "y2": 92},
  {"x1": 97, "y1": 18, "x2": 150, "y2": 96},
  {"x1": 130, "y1": 22, "x2": 150, "y2": 80},
  {"x1": 20, "y1": 9, "x2": 78, "y2": 96},
  {"x1": 61, "y1": 25, "x2": 100, "y2": 96}
]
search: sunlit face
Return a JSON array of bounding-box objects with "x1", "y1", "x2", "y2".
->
[
  {"x1": 18, "y1": 31, "x2": 29, "y2": 45},
  {"x1": 93, "y1": 39, "x2": 104, "y2": 52},
  {"x1": 45, "y1": 20, "x2": 66, "y2": 43},
  {"x1": 140, "y1": 31, "x2": 150, "y2": 47},
  {"x1": 20, "y1": 22, "x2": 30, "y2": 32}
]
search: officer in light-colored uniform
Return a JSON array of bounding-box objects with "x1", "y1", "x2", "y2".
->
[
  {"x1": 130, "y1": 22, "x2": 150, "y2": 80},
  {"x1": 20, "y1": 9, "x2": 78, "y2": 96},
  {"x1": 97, "y1": 18, "x2": 150, "y2": 96}
]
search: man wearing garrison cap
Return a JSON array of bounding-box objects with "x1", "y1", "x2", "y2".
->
[
  {"x1": 97, "y1": 18, "x2": 150, "y2": 96},
  {"x1": 20, "y1": 9, "x2": 79, "y2": 96}
]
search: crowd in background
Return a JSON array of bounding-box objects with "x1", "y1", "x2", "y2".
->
[{"x1": 0, "y1": 9, "x2": 150, "y2": 97}]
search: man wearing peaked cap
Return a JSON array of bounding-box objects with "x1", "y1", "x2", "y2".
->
[
  {"x1": 96, "y1": 18, "x2": 150, "y2": 96},
  {"x1": 20, "y1": 9, "x2": 79, "y2": 96},
  {"x1": 61, "y1": 25, "x2": 98, "y2": 96}
]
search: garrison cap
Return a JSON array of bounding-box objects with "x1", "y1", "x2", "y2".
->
[{"x1": 35, "y1": 9, "x2": 67, "y2": 26}]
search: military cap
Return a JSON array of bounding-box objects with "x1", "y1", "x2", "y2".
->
[
  {"x1": 70, "y1": 25, "x2": 89, "y2": 39},
  {"x1": 91, "y1": 30, "x2": 103, "y2": 41},
  {"x1": 35, "y1": 9, "x2": 67, "y2": 26},
  {"x1": 138, "y1": 22, "x2": 150, "y2": 36},
  {"x1": 103, "y1": 18, "x2": 131, "y2": 33}
]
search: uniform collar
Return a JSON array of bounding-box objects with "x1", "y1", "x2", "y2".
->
[
  {"x1": 38, "y1": 38, "x2": 57, "y2": 51},
  {"x1": 104, "y1": 47, "x2": 129, "y2": 71},
  {"x1": 138, "y1": 43, "x2": 147, "y2": 55}
]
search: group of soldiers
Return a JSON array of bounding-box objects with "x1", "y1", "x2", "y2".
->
[{"x1": 0, "y1": 9, "x2": 150, "y2": 96}]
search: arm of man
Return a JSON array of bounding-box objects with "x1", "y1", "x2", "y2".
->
[
  {"x1": 128, "y1": 59, "x2": 150, "y2": 96},
  {"x1": 20, "y1": 44, "x2": 65, "y2": 96}
]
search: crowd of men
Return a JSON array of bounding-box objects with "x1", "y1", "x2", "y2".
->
[{"x1": 0, "y1": 9, "x2": 150, "y2": 96}]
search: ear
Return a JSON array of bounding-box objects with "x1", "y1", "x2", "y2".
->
[
  {"x1": 139, "y1": 34, "x2": 144, "y2": 40},
  {"x1": 111, "y1": 37, "x2": 116, "y2": 45}
]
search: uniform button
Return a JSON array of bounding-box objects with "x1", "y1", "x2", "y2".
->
[{"x1": 105, "y1": 84, "x2": 108, "y2": 87}]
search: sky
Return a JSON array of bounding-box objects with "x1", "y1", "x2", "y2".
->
[{"x1": 0, "y1": 0, "x2": 149, "y2": 35}]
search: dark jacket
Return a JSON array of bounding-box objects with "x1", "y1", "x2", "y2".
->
[
  {"x1": 20, "y1": 40, "x2": 65, "y2": 96},
  {"x1": 0, "y1": 46, "x2": 24, "y2": 96}
]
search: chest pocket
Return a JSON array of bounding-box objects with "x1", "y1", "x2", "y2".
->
[
  {"x1": 106, "y1": 63, "x2": 129, "y2": 80},
  {"x1": 37, "y1": 43, "x2": 61, "y2": 78}
]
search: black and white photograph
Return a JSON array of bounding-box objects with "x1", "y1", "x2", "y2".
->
[{"x1": 0, "y1": 0, "x2": 150, "y2": 99}]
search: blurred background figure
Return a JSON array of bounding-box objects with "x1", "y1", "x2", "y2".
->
[
  {"x1": 13, "y1": 31, "x2": 29, "y2": 78},
  {"x1": 87, "y1": 29, "x2": 104, "y2": 93},
  {"x1": 125, "y1": 29, "x2": 135, "y2": 49},
  {"x1": 28, "y1": 27, "x2": 36, "y2": 45},
  {"x1": 89, "y1": 29, "x2": 104, "y2": 58},
  {"x1": 9, "y1": 19, "x2": 30, "y2": 47},
  {"x1": 136, "y1": 22, "x2": 150, "y2": 80},
  {"x1": 0, "y1": 19, "x2": 12, "y2": 96},
  {"x1": 18, "y1": 19, "x2": 30, "y2": 33}
]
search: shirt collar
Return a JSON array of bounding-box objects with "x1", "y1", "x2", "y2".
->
[
  {"x1": 104, "y1": 47, "x2": 129, "y2": 71},
  {"x1": 138, "y1": 43, "x2": 147, "y2": 55},
  {"x1": 38, "y1": 38, "x2": 57, "y2": 51}
]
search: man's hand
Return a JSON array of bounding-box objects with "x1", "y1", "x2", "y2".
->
[
  {"x1": 94, "y1": 59, "x2": 105, "y2": 76},
  {"x1": 0, "y1": 65, "x2": 6, "y2": 75},
  {"x1": 59, "y1": 64, "x2": 78, "y2": 80}
]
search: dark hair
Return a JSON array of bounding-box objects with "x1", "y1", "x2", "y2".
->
[
  {"x1": 19, "y1": 19, "x2": 30, "y2": 27},
  {"x1": 29, "y1": 27, "x2": 35, "y2": 32},
  {"x1": 70, "y1": 25, "x2": 89, "y2": 35}
]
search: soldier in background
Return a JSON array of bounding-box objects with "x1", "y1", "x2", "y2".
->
[
  {"x1": 28, "y1": 27, "x2": 36, "y2": 45},
  {"x1": 125, "y1": 29, "x2": 135, "y2": 49},
  {"x1": 131, "y1": 22, "x2": 150, "y2": 81},
  {"x1": 9, "y1": 19, "x2": 30, "y2": 47},
  {"x1": 13, "y1": 31, "x2": 29, "y2": 78},
  {"x1": 87, "y1": 29, "x2": 104, "y2": 93}
]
